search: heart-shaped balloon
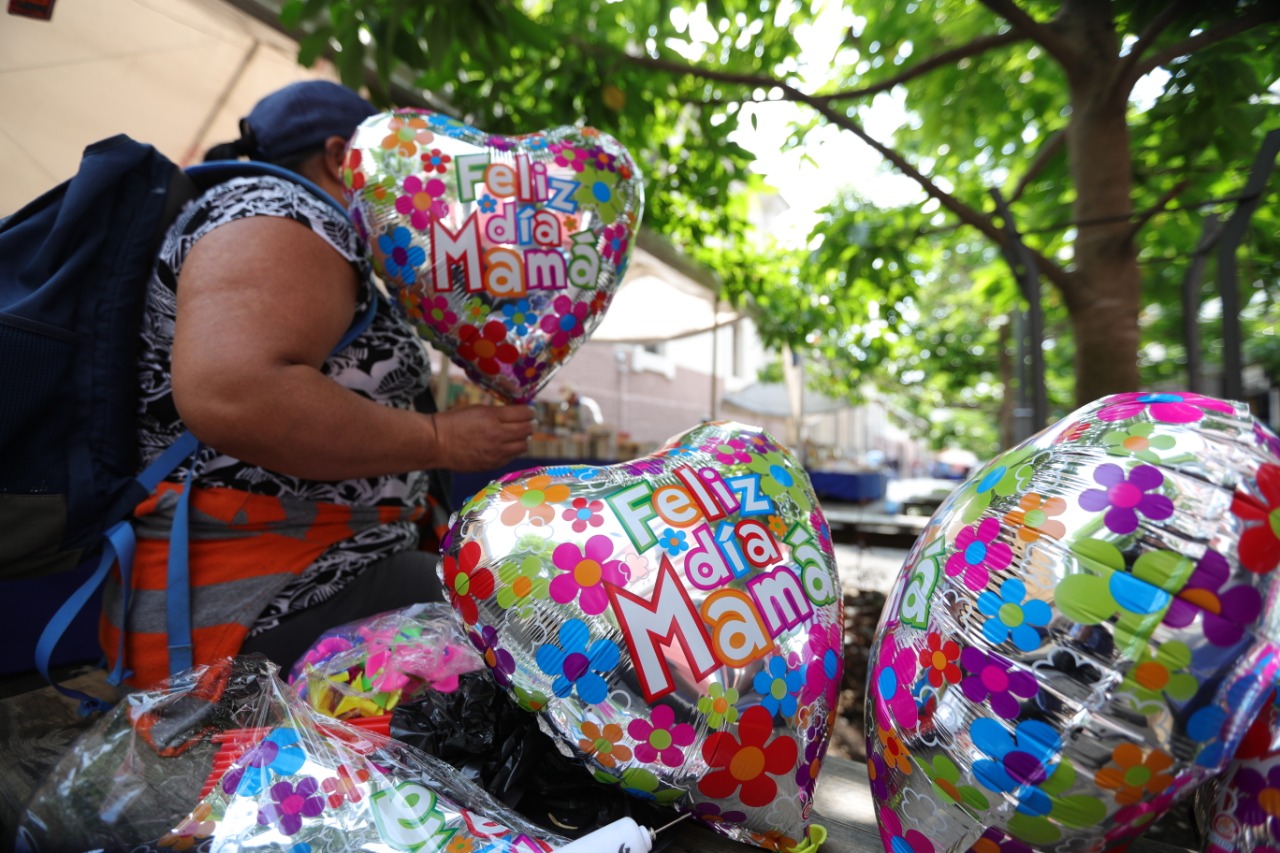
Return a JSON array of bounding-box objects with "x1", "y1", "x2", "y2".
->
[
  {"x1": 866, "y1": 392, "x2": 1280, "y2": 853},
  {"x1": 439, "y1": 422, "x2": 842, "y2": 850},
  {"x1": 344, "y1": 110, "x2": 645, "y2": 403}
]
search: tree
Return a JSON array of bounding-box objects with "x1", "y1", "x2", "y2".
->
[{"x1": 283, "y1": 0, "x2": 1280, "y2": 408}]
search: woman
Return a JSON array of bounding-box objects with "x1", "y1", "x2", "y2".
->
[{"x1": 101, "y1": 81, "x2": 534, "y2": 686}]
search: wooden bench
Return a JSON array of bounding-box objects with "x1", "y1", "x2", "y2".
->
[{"x1": 0, "y1": 672, "x2": 1196, "y2": 853}]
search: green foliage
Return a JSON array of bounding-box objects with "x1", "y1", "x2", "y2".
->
[{"x1": 287, "y1": 0, "x2": 1280, "y2": 431}]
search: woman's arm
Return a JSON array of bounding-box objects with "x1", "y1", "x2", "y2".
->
[{"x1": 171, "y1": 215, "x2": 533, "y2": 480}]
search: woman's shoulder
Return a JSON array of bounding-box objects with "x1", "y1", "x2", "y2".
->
[{"x1": 181, "y1": 173, "x2": 363, "y2": 263}]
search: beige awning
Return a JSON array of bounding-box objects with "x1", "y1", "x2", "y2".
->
[{"x1": 1, "y1": 0, "x2": 732, "y2": 345}]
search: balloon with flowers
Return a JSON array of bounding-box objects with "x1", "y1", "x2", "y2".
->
[
  {"x1": 866, "y1": 392, "x2": 1280, "y2": 853},
  {"x1": 439, "y1": 421, "x2": 841, "y2": 851},
  {"x1": 344, "y1": 110, "x2": 644, "y2": 403}
]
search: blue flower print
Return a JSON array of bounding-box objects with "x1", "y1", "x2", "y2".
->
[
  {"x1": 753, "y1": 655, "x2": 803, "y2": 719},
  {"x1": 525, "y1": 136, "x2": 548, "y2": 151},
  {"x1": 377, "y1": 226, "x2": 425, "y2": 287},
  {"x1": 978, "y1": 578, "x2": 1052, "y2": 652},
  {"x1": 221, "y1": 727, "x2": 306, "y2": 797},
  {"x1": 478, "y1": 193, "x2": 498, "y2": 213},
  {"x1": 502, "y1": 299, "x2": 533, "y2": 335},
  {"x1": 535, "y1": 618, "x2": 620, "y2": 704},
  {"x1": 972, "y1": 718, "x2": 1063, "y2": 816},
  {"x1": 659, "y1": 527, "x2": 688, "y2": 557},
  {"x1": 427, "y1": 112, "x2": 461, "y2": 129}
]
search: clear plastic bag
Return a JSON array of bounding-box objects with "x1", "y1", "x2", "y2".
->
[
  {"x1": 16, "y1": 655, "x2": 567, "y2": 852},
  {"x1": 288, "y1": 602, "x2": 487, "y2": 719}
]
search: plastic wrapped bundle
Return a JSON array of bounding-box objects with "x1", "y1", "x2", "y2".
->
[
  {"x1": 288, "y1": 602, "x2": 487, "y2": 719},
  {"x1": 16, "y1": 655, "x2": 566, "y2": 852}
]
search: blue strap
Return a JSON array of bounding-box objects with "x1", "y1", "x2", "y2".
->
[
  {"x1": 34, "y1": 521, "x2": 136, "y2": 716},
  {"x1": 139, "y1": 430, "x2": 200, "y2": 492},
  {"x1": 165, "y1": 452, "x2": 199, "y2": 677}
]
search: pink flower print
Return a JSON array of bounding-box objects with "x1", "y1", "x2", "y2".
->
[
  {"x1": 550, "y1": 534, "x2": 627, "y2": 615},
  {"x1": 257, "y1": 778, "x2": 325, "y2": 836},
  {"x1": 801, "y1": 621, "x2": 842, "y2": 706},
  {"x1": 945, "y1": 517, "x2": 1011, "y2": 591},
  {"x1": 1079, "y1": 463, "x2": 1174, "y2": 535},
  {"x1": 872, "y1": 633, "x2": 919, "y2": 731},
  {"x1": 538, "y1": 294, "x2": 590, "y2": 349},
  {"x1": 704, "y1": 436, "x2": 752, "y2": 466},
  {"x1": 1164, "y1": 547, "x2": 1263, "y2": 646},
  {"x1": 395, "y1": 175, "x2": 448, "y2": 229},
  {"x1": 423, "y1": 295, "x2": 457, "y2": 334},
  {"x1": 627, "y1": 704, "x2": 695, "y2": 766},
  {"x1": 959, "y1": 647, "x2": 1038, "y2": 719},
  {"x1": 878, "y1": 806, "x2": 935, "y2": 853},
  {"x1": 810, "y1": 509, "x2": 833, "y2": 553},
  {"x1": 601, "y1": 222, "x2": 630, "y2": 264},
  {"x1": 561, "y1": 497, "x2": 604, "y2": 533},
  {"x1": 1096, "y1": 391, "x2": 1234, "y2": 425},
  {"x1": 551, "y1": 141, "x2": 588, "y2": 172}
]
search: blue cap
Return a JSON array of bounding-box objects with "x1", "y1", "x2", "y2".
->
[{"x1": 242, "y1": 80, "x2": 378, "y2": 163}]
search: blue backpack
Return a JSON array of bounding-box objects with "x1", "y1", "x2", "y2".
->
[{"x1": 0, "y1": 135, "x2": 372, "y2": 708}]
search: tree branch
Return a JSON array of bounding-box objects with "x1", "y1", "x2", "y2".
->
[
  {"x1": 1124, "y1": 179, "x2": 1190, "y2": 242},
  {"x1": 1115, "y1": 0, "x2": 1196, "y2": 88},
  {"x1": 1129, "y1": 5, "x2": 1280, "y2": 84},
  {"x1": 816, "y1": 31, "x2": 1026, "y2": 102},
  {"x1": 608, "y1": 44, "x2": 1074, "y2": 292},
  {"x1": 1008, "y1": 130, "x2": 1065, "y2": 203},
  {"x1": 977, "y1": 0, "x2": 1073, "y2": 66}
]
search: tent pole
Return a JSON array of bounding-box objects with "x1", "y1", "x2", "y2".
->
[
  {"x1": 182, "y1": 39, "x2": 260, "y2": 166},
  {"x1": 710, "y1": 298, "x2": 720, "y2": 421}
]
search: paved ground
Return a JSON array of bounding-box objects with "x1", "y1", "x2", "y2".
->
[{"x1": 832, "y1": 542, "x2": 908, "y2": 595}]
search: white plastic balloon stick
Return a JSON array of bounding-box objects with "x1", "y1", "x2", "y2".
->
[{"x1": 552, "y1": 817, "x2": 653, "y2": 853}]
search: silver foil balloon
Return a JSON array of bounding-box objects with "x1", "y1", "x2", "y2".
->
[
  {"x1": 439, "y1": 422, "x2": 843, "y2": 850},
  {"x1": 866, "y1": 392, "x2": 1280, "y2": 853},
  {"x1": 344, "y1": 110, "x2": 645, "y2": 403}
]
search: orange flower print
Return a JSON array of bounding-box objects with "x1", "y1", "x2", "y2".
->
[
  {"x1": 445, "y1": 835, "x2": 476, "y2": 853},
  {"x1": 578, "y1": 721, "x2": 633, "y2": 768},
  {"x1": 1095, "y1": 744, "x2": 1173, "y2": 805},
  {"x1": 381, "y1": 115, "x2": 434, "y2": 157},
  {"x1": 1003, "y1": 493, "x2": 1067, "y2": 543},
  {"x1": 878, "y1": 725, "x2": 912, "y2": 775},
  {"x1": 500, "y1": 475, "x2": 571, "y2": 526}
]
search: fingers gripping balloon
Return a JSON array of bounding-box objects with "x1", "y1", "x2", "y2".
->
[
  {"x1": 440, "y1": 422, "x2": 842, "y2": 851},
  {"x1": 345, "y1": 110, "x2": 645, "y2": 403},
  {"x1": 866, "y1": 392, "x2": 1280, "y2": 853}
]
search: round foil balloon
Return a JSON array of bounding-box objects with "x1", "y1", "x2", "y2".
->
[
  {"x1": 344, "y1": 109, "x2": 644, "y2": 403},
  {"x1": 866, "y1": 392, "x2": 1280, "y2": 852},
  {"x1": 440, "y1": 422, "x2": 842, "y2": 851},
  {"x1": 1196, "y1": 690, "x2": 1280, "y2": 853}
]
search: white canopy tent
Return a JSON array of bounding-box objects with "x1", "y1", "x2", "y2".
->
[{"x1": 0, "y1": 0, "x2": 732, "y2": 342}]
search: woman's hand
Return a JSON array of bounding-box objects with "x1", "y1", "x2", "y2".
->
[{"x1": 431, "y1": 404, "x2": 536, "y2": 471}]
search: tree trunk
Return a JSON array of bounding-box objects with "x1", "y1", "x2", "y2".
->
[{"x1": 1059, "y1": 0, "x2": 1144, "y2": 405}]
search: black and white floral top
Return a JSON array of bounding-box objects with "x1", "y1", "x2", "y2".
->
[{"x1": 135, "y1": 175, "x2": 432, "y2": 632}]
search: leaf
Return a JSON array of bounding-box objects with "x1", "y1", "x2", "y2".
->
[{"x1": 297, "y1": 27, "x2": 332, "y2": 67}]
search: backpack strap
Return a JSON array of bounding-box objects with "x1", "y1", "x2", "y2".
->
[
  {"x1": 34, "y1": 430, "x2": 199, "y2": 713},
  {"x1": 34, "y1": 162, "x2": 379, "y2": 707}
]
